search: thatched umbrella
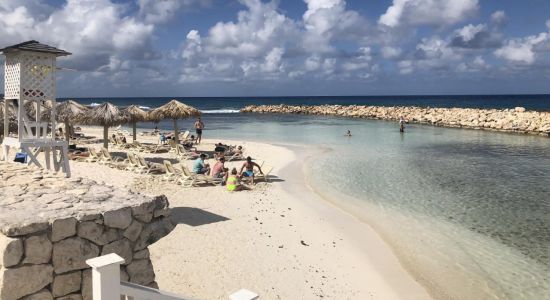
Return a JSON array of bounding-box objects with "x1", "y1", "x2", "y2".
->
[
  {"x1": 81, "y1": 102, "x2": 127, "y2": 148},
  {"x1": 149, "y1": 99, "x2": 200, "y2": 143},
  {"x1": 122, "y1": 105, "x2": 148, "y2": 142},
  {"x1": 56, "y1": 100, "x2": 88, "y2": 143}
]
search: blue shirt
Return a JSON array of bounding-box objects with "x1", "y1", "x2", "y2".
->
[{"x1": 193, "y1": 158, "x2": 204, "y2": 173}]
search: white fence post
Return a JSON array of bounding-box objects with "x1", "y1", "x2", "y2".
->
[{"x1": 86, "y1": 253, "x2": 125, "y2": 300}]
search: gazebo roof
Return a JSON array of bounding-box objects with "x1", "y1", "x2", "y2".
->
[{"x1": 0, "y1": 40, "x2": 71, "y2": 56}]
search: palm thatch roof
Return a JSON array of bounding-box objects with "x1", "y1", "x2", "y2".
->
[
  {"x1": 56, "y1": 100, "x2": 89, "y2": 123},
  {"x1": 123, "y1": 105, "x2": 149, "y2": 122},
  {"x1": 149, "y1": 99, "x2": 200, "y2": 120},
  {"x1": 23, "y1": 99, "x2": 53, "y2": 121},
  {"x1": 81, "y1": 102, "x2": 127, "y2": 126}
]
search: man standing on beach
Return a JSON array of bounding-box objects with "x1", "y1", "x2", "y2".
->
[{"x1": 194, "y1": 117, "x2": 204, "y2": 144}]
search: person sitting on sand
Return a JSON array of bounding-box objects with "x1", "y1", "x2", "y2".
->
[
  {"x1": 211, "y1": 157, "x2": 227, "y2": 179},
  {"x1": 159, "y1": 133, "x2": 167, "y2": 144},
  {"x1": 226, "y1": 168, "x2": 248, "y2": 191},
  {"x1": 193, "y1": 153, "x2": 210, "y2": 174},
  {"x1": 239, "y1": 156, "x2": 263, "y2": 185}
]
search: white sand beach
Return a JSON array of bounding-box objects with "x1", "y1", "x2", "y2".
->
[{"x1": 66, "y1": 126, "x2": 432, "y2": 300}]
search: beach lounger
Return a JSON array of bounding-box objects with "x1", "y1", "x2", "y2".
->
[
  {"x1": 179, "y1": 165, "x2": 222, "y2": 187},
  {"x1": 123, "y1": 152, "x2": 141, "y2": 172},
  {"x1": 100, "y1": 148, "x2": 126, "y2": 168},
  {"x1": 255, "y1": 165, "x2": 273, "y2": 182},
  {"x1": 176, "y1": 144, "x2": 201, "y2": 160},
  {"x1": 135, "y1": 154, "x2": 164, "y2": 174},
  {"x1": 162, "y1": 160, "x2": 180, "y2": 182}
]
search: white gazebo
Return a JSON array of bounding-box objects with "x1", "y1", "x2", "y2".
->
[{"x1": 0, "y1": 40, "x2": 72, "y2": 176}]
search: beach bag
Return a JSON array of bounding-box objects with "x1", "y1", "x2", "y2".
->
[{"x1": 14, "y1": 152, "x2": 28, "y2": 163}]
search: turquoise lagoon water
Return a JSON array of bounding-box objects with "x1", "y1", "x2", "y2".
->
[{"x1": 145, "y1": 113, "x2": 549, "y2": 299}]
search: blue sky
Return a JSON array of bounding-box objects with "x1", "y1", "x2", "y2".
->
[{"x1": 1, "y1": 0, "x2": 550, "y2": 97}]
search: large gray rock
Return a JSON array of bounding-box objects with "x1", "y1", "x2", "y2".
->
[
  {"x1": 51, "y1": 218, "x2": 77, "y2": 242},
  {"x1": 52, "y1": 270, "x2": 81, "y2": 297},
  {"x1": 2, "y1": 222, "x2": 49, "y2": 237},
  {"x1": 126, "y1": 259, "x2": 155, "y2": 286},
  {"x1": 21, "y1": 289, "x2": 53, "y2": 300},
  {"x1": 52, "y1": 237, "x2": 99, "y2": 274},
  {"x1": 123, "y1": 220, "x2": 143, "y2": 241},
  {"x1": 1, "y1": 264, "x2": 53, "y2": 300},
  {"x1": 81, "y1": 269, "x2": 92, "y2": 300},
  {"x1": 23, "y1": 234, "x2": 52, "y2": 264},
  {"x1": 77, "y1": 222, "x2": 120, "y2": 245},
  {"x1": 57, "y1": 294, "x2": 82, "y2": 300},
  {"x1": 103, "y1": 207, "x2": 132, "y2": 229},
  {"x1": 134, "y1": 218, "x2": 174, "y2": 251},
  {"x1": 1, "y1": 236, "x2": 23, "y2": 267},
  {"x1": 133, "y1": 248, "x2": 150, "y2": 260},
  {"x1": 132, "y1": 196, "x2": 168, "y2": 223},
  {"x1": 101, "y1": 238, "x2": 133, "y2": 265}
]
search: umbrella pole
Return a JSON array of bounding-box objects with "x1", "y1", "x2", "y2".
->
[
  {"x1": 103, "y1": 125, "x2": 109, "y2": 149},
  {"x1": 173, "y1": 119, "x2": 179, "y2": 144},
  {"x1": 64, "y1": 120, "x2": 71, "y2": 144},
  {"x1": 133, "y1": 122, "x2": 137, "y2": 142}
]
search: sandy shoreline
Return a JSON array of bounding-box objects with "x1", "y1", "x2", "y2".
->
[{"x1": 68, "y1": 126, "x2": 431, "y2": 299}]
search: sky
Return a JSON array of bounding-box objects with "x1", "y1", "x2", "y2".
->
[{"x1": 1, "y1": 0, "x2": 550, "y2": 97}]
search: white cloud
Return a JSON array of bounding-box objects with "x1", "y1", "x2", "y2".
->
[
  {"x1": 381, "y1": 46, "x2": 402, "y2": 59},
  {"x1": 137, "y1": 0, "x2": 210, "y2": 24},
  {"x1": 303, "y1": 0, "x2": 368, "y2": 52},
  {"x1": 450, "y1": 23, "x2": 502, "y2": 48},
  {"x1": 495, "y1": 23, "x2": 550, "y2": 65},
  {"x1": 490, "y1": 10, "x2": 507, "y2": 26},
  {"x1": 379, "y1": 0, "x2": 478, "y2": 28}
]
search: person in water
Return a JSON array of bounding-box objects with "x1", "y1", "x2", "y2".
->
[
  {"x1": 345, "y1": 130, "x2": 352, "y2": 137},
  {"x1": 399, "y1": 116, "x2": 405, "y2": 132},
  {"x1": 239, "y1": 156, "x2": 263, "y2": 185},
  {"x1": 226, "y1": 168, "x2": 247, "y2": 191}
]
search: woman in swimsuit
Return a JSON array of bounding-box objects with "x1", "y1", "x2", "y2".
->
[{"x1": 226, "y1": 168, "x2": 246, "y2": 191}]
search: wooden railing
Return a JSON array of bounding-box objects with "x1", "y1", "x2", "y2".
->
[{"x1": 86, "y1": 254, "x2": 258, "y2": 300}]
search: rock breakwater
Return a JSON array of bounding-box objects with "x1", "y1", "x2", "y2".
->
[{"x1": 241, "y1": 104, "x2": 550, "y2": 135}]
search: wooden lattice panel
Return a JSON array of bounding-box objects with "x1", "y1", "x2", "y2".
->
[
  {"x1": 4, "y1": 55, "x2": 21, "y2": 99},
  {"x1": 19, "y1": 52, "x2": 56, "y2": 101}
]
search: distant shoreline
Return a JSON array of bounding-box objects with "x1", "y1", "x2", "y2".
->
[{"x1": 241, "y1": 104, "x2": 550, "y2": 136}]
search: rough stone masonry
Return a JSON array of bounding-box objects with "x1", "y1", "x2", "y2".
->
[{"x1": 0, "y1": 162, "x2": 176, "y2": 300}]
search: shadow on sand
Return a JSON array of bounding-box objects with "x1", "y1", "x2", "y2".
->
[{"x1": 170, "y1": 207, "x2": 230, "y2": 227}]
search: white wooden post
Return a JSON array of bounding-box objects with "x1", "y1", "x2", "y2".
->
[{"x1": 86, "y1": 253, "x2": 125, "y2": 300}]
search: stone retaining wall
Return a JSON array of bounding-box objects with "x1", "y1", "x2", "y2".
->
[
  {"x1": 0, "y1": 163, "x2": 176, "y2": 300},
  {"x1": 241, "y1": 104, "x2": 550, "y2": 136}
]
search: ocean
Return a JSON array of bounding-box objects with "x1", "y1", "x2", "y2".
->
[{"x1": 70, "y1": 95, "x2": 550, "y2": 299}]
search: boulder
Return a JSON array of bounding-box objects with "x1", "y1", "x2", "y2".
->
[
  {"x1": 52, "y1": 271, "x2": 81, "y2": 297},
  {"x1": 123, "y1": 221, "x2": 143, "y2": 242},
  {"x1": 126, "y1": 259, "x2": 155, "y2": 286},
  {"x1": 52, "y1": 237, "x2": 99, "y2": 274},
  {"x1": 101, "y1": 238, "x2": 133, "y2": 265},
  {"x1": 21, "y1": 289, "x2": 53, "y2": 300},
  {"x1": 1, "y1": 236, "x2": 23, "y2": 267},
  {"x1": 515, "y1": 107, "x2": 526, "y2": 113},
  {"x1": 51, "y1": 218, "x2": 77, "y2": 242},
  {"x1": 57, "y1": 294, "x2": 82, "y2": 300},
  {"x1": 23, "y1": 234, "x2": 52, "y2": 264},
  {"x1": 77, "y1": 222, "x2": 120, "y2": 245},
  {"x1": 1, "y1": 264, "x2": 53, "y2": 300},
  {"x1": 133, "y1": 248, "x2": 150, "y2": 260},
  {"x1": 103, "y1": 207, "x2": 132, "y2": 229},
  {"x1": 81, "y1": 269, "x2": 92, "y2": 300}
]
